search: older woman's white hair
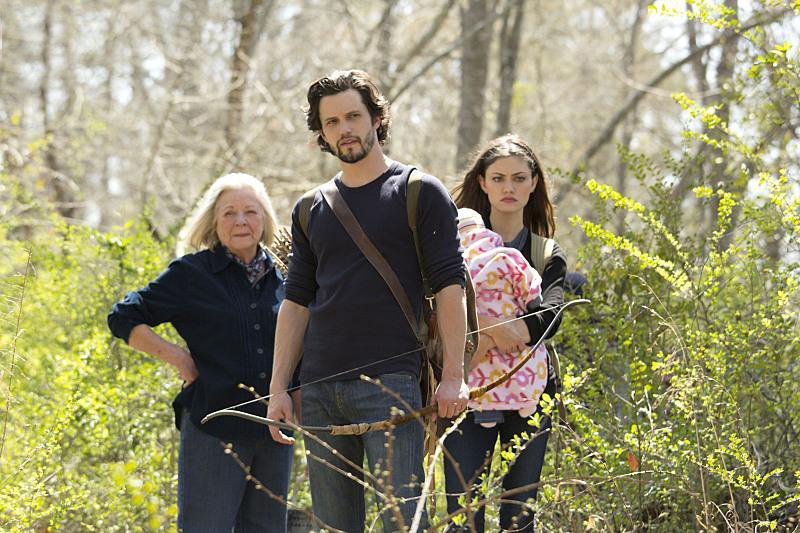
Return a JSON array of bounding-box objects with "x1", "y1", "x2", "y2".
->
[{"x1": 178, "y1": 173, "x2": 278, "y2": 255}]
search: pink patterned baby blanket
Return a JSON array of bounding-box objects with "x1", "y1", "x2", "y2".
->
[{"x1": 458, "y1": 211, "x2": 548, "y2": 415}]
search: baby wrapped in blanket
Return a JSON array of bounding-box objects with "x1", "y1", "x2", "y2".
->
[{"x1": 457, "y1": 208, "x2": 548, "y2": 423}]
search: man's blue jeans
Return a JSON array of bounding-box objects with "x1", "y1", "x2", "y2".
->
[
  {"x1": 301, "y1": 374, "x2": 428, "y2": 532},
  {"x1": 178, "y1": 413, "x2": 293, "y2": 532},
  {"x1": 443, "y1": 410, "x2": 551, "y2": 532}
]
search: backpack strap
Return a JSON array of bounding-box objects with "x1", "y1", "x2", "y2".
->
[
  {"x1": 529, "y1": 233, "x2": 555, "y2": 277},
  {"x1": 530, "y1": 232, "x2": 564, "y2": 423},
  {"x1": 406, "y1": 170, "x2": 434, "y2": 302},
  {"x1": 297, "y1": 186, "x2": 321, "y2": 238}
]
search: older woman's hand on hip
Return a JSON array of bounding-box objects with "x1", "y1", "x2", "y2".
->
[
  {"x1": 127, "y1": 324, "x2": 199, "y2": 385},
  {"x1": 173, "y1": 347, "x2": 199, "y2": 385}
]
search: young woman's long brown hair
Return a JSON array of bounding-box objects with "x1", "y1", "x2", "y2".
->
[{"x1": 452, "y1": 134, "x2": 556, "y2": 238}]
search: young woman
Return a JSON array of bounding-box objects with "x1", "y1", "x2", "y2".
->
[
  {"x1": 108, "y1": 173, "x2": 294, "y2": 532},
  {"x1": 446, "y1": 135, "x2": 567, "y2": 532}
]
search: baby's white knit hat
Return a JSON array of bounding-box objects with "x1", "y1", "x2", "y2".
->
[{"x1": 456, "y1": 208, "x2": 485, "y2": 233}]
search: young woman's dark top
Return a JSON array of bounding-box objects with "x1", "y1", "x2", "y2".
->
[
  {"x1": 518, "y1": 234, "x2": 567, "y2": 347},
  {"x1": 482, "y1": 223, "x2": 567, "y2": 355}
]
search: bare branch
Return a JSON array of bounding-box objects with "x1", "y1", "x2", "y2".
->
[
  {"x1": 390, "y1": 0, "x2": 458, "y2": 86},
  {"x1": 554, "y1": 7, "x2": 792, "y2": 204},
  {"x1": 389, "y1": 3, "x2": 503, "y2": 104}
]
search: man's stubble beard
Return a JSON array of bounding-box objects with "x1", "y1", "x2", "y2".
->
[{"x1": 333, "y1": 127, "x2": 376, "y2": 164}]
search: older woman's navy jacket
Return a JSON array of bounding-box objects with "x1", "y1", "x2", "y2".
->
[{"x1": 108, "y1": 245, "x2": 284, "y2": 442}]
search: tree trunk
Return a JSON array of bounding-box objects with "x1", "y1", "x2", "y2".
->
[
  {"x1": 616, "y1": 0, "x2": 647, "y2": 234},
  {"x1": 99, "y1": 15, "x2": 118, "y2": 228},
  {"x1": 456, "y1": 0, "x2": 494, "y2": 170},
  {"x1": 388, "y1": 3, "x2": 499, "y2": 104},
  {"x1": 373, "y1": 0, "x2": 398, "y2": 155},
  {"x1": 686, "y1": 2, "x2": 711, "y2": 102},
  {"x1": 39, "y1": 0, "x2": 53, "y2": 143},
  {"x1": 226, "y1": 0, "x2": 269, "y2": 165},
  {"x1": 495, "y1": 0, "x2": 525, "y2": 137},
  {"x1": 710, "y1": 0, "x2": 739, "y2": 251},
  {"x1": 59, "y1": 3, "x2": 77, "y2": 124},
  {"x1": 670, "y1": 1, "x2": 712, "y2": 204},
  {"x1": 39, "y1": 0, "x2": 76, "y2": 220},
  {"x1": 374, "y1": 0, "x2": 398, "y2": 85}
]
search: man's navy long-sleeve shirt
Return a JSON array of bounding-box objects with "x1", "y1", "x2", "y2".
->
[{"x1": 285, "y1": 161, "x2": 466, "y2": 383}]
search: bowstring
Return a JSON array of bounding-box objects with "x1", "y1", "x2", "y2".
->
[{"x1": 205, "y1": 303, "x2": 569, "y2": 415}]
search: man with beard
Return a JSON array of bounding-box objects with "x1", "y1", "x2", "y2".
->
[{"x1": 267, "y1": 70, "x2": 469, "y2": 532}]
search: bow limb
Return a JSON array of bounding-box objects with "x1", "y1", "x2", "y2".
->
[
  {"x1": 202, "y1": 408, "x2": 415, "y2": 436},
  {"x1": 201, "y1": 409, "x2": 333, "y2": 433}
]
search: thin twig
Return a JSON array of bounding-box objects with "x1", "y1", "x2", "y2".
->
[{"x1": 0, "y1": 248, "x2": 32, "y2": 461}]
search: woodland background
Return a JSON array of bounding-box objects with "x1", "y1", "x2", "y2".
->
[{"x1": 1, "y1": 0, "x2": 799, "y2": 531}]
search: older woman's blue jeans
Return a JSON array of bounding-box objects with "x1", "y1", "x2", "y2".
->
[
  {"x1": 443, "y1": 410, "x2": 551, "y2": 532},
  {"x1": 177, "y1": 413, "x2": 293, "y2": 532}
]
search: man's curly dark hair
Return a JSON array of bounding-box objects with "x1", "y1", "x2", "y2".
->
[{"x1": 305, "y1": 70, "x2": 391, "y2": 154}]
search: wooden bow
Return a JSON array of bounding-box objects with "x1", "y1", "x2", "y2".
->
[{"x1": 202, "y1": 299, "x2": 589, "y2": 435}]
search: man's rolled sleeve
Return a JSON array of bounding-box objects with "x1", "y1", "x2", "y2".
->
[
  {"x1": 284, "y1": 200, "x2": 319, "y2": 307},
  {"x1": 415, "y1": 175, "x2": 466, "y2": 293}
]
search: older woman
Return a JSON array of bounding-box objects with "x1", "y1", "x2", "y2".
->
[{"x1": 108, "y1": 173, "x2": 293, "y2": 532}]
